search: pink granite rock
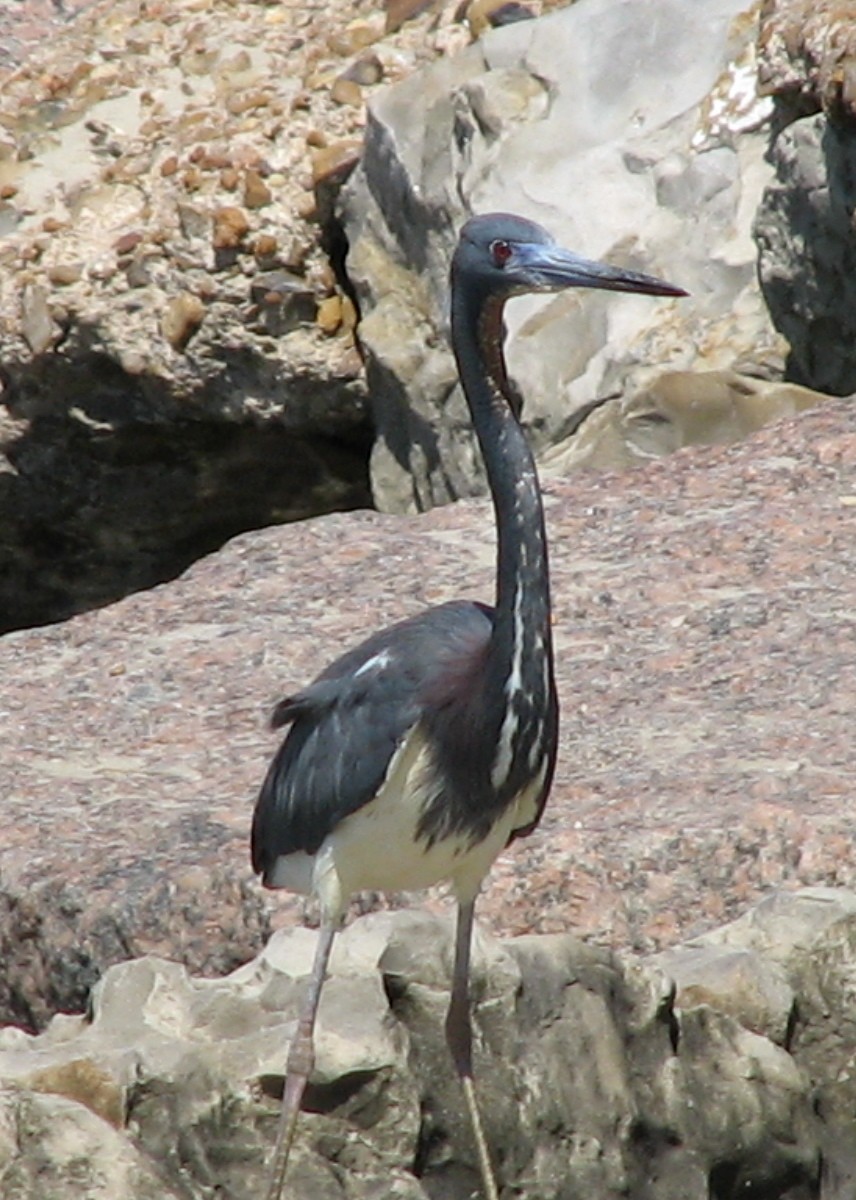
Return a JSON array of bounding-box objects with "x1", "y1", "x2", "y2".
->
[{"x1": 1, "y1": 400, "x2": 853, "y2": 1026}]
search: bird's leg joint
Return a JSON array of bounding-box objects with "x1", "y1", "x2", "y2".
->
[{"x1": 286, "y1": 1016, "x2": 316, "y2": 1081}]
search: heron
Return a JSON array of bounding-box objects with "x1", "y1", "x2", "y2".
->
[{"x1": 251, "y1": 212, "x2": 685, "y2": 1200}]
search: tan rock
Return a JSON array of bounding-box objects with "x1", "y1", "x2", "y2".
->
[
  {"x1": 310, "y1": 139, "x2": 363, "y2": 188},
  {"x1": 543, "y1": 370, "x2": 830, "y2": 474},
  {"x1": 316, "y1": 293, "x2": 343, "y2": 334},
  {"x1": 243, "y1": 168, "x2": 272, "y2": 209},
  {"x1": 160, "y1": 291, "x2": 205, "y2": 350},
  {"x1": 330, "y1": 76, "x2": 363, "y2": 107},
  {"x1": 47, "y1": 262, "x2": 83, "y2": 286},
  {"x1": 212, "y1": 204, "x2": 250, "y2": 250},
  {"x1": 384, "y1": 0, "x2": 440, "y2": 35}
]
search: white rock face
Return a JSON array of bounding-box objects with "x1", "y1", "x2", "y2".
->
[
  {"x1": 1, "y1": 897, "x2": 846, "y2": 1199},
  {"x1": 343, "y1": 0, "x2": 780, "y2": 511}
]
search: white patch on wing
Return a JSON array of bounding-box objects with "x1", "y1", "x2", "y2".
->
[{"x1": 353, "y1": 649, "x2": 392, "y2": 678}]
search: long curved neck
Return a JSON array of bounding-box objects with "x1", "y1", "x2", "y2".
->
[{"x1": 450, "y1": 284, "x2": 553, "y2": 697}]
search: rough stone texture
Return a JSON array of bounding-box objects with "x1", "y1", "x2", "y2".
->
[
  {"x1": 757, "y1": 0, "x2": 856, "y2": 119},
  {"x1": 0, "y1": 1, "x2": 98, "y2": 80},
  {"x1": 651, "y1": 942, "x2": 795, "y2": 1045},
  {"x1": 0, "y1": 1087, "x2": 174, "y2": 1199},
  {"x1": 0, "y1": 398, "x2": 854, "y2": 1031},
  {"x1": 541, "y1": 369, "x2": 829, "y2": 474},
  {"x1": 341, "y1": 0, "x2": 781, "y2": 512},
  {"x1": 1, "y1": 0, "x2": 844, "y2": 633},
  {"x1": 753, "y1": 1, "x2": 856, "y2": 397},
  {"x1": 0, "y1": 0, "x2": 494, "y2": 633},
  {"x1": 754, "y1": 114, "x2": 856, "y2": 395},
  {"x1": 0, "y1": 899, "x2": 838, "y2": 1199},
  {"x1": 691, "y1": 889, "x2": 856, "y2": 1196}
]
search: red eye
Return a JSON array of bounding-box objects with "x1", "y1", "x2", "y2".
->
[{"x1": 490, "y1": 238, "x2": 512, "y2": 267}]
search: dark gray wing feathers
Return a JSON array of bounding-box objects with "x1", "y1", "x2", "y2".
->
[{"x1": 251, "y1": 601, "x2": 494, "y2": 879}]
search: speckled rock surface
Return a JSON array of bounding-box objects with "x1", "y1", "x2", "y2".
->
[
  {"x1": 1, "y1": 398, "x2": 853, "y2": 1028},
  {"x1": 0, "y1": 1, "x2": 98, "y2": 79},
  {"x1": 758, "y1": 0, "x2": 856, "y2": 118},
  {"x1": 342, "y1": 0, "x2": 783, "y2": 513},
  {"x1": 1, "y1": 0, "x2": 544, "y2": 632},
  {"x1": 0, "y1": 902, "x2": 832, "y2": 1200}
]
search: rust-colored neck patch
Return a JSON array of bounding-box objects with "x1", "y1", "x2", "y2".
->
[{"x1": 477, "y1": 295, "x2": 512, "y2": 412}]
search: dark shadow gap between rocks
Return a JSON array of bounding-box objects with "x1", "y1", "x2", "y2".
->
[{"x1": 0, "y1": 405, "x2": 374, "y2": 635}]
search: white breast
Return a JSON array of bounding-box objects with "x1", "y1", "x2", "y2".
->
[{"x1": 265, "y1": 725, "x2": 547, "y2": 923}]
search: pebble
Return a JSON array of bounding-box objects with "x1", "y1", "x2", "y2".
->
[
  {"x1": 47, "y1": 263, "x2": 83, "y2": 285},
  {"x1": 385, "y1": 0, "x2": 438, "y2": 35},
  {"x1": 20, "y1": 284, "x2": 59, "y2": 355},
  {"x1": 330, "y1": 78, "x2": 363, "y2": 107},
  {"x1": 296, "y1": 192, "x2": 318, "y2": 220},
  {"x1": 177, "y1": 202, "x2": 209, "y2": 241},
  {"x1": 226, "y1": 89, "x2": 270, "y2": 116},
  {"x1": 161, "y1": 291, "x2": 205, "y2": 350},
  {"x1": 344, "y1": 53, "x2": 384, "y2": 86},
  {"x1": 212, "y1": 205, "x2": 250, "y2": 250},
  {"x1": 252, "y1": 233, "x2": 279, "y2": 261},
  {"x1": 280, "y1": 237, "x2": 310, "y2": 273},
  {"x1": 249, "y1": 269, "x2": 316, "y2": 332},
  {"x1": 115, "y1": 232, "x2": 143, "y2": 256},
  {"x1": 181, "y1": 167, "x2": 204, "y2": 192},
  {"x1": 125, "y1": 253, "x2": 154, "y2": 288},
  {"x1": 316, "y1": 293, "x2": 342, "y2": 334},
  {"x1": 327, "y1": 19, "x2": 381, "y2": 57},
  {"x1": 243, "y1": 169, "x2": 272, "y2": 209},
  {"x1": 467, "y1": 0, "x2": 536, "y2": 36},
  {"x1": 310, "y1": 138, "x2": 362, "y2": 188}
]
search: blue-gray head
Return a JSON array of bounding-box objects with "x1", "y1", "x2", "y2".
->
[{"x1": 452, "y1": 212, "x2": 686, "y2": 301}]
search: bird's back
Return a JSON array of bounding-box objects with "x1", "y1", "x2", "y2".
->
[{"x1": 251, "y1": 599, "x2": 499, "y2": 885}]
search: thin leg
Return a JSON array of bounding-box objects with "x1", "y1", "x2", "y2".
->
[
  {"x1": 445, "y1": 899, "x2": 499, "y2": 1200},
  {"x1": 265, "y1": 918, "x2": 337, "y2": 1200}
]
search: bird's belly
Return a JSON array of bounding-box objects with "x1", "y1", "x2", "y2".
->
[
  {"x1": 268, "y1": 725, "x2": 538, "y2": 920},
  {"x1": 327, "y1": 725, "x2": 509, "y2": 907}
]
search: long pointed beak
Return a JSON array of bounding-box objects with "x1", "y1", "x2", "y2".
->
[{"x1": 516, "y1": 242, "x2": 687, "y2": 298}]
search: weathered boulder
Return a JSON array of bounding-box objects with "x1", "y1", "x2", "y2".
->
[
  {"x1": 0, "y1": 1087, "x2": 175, "y2": 1199},
  {"x1": 652, "y1": 941, "x2": 795, "y2": 1046},
  {"x1": 541, "y1": 369, "x2": 829, "y2": 474},
  {"x1": 753, "y1": 0, "x2": 856, "y2": 395},
  {"x1": 0, "y1": 899, "x2": 834, "y2": 1199},
  {"x1": 1, "y1": 397, "x2": 854, "y2": 1031},
  {"x1": 755, "y1": 114, "x2": 856, "y2": 395},
  {"x1": 0, "y1": 0, "x2": 447, "y2": 631},
  {"x1": 341, "y1": 0, "x2": 782, "y2": 511},
  {"x1": 757, "y1": 0, "x2": 856, "y2": 119}
]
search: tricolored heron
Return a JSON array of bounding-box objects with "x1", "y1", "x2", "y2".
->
[{"x1": 251, "y1": 212, "x2": 685, "y2": 1200}]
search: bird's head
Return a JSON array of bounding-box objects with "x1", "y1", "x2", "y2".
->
[{"x1": 452, "y1": 212, "x2": 687, "y2": 302}]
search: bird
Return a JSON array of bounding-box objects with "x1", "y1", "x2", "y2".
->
[{"x1": 251, "y1": 212, "x2": 686, "y2": 1200}]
